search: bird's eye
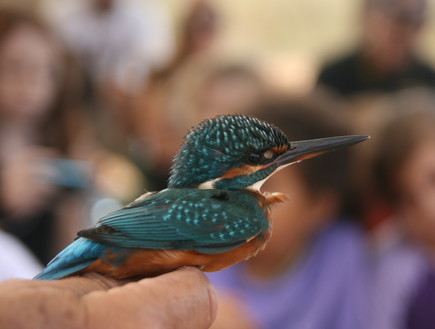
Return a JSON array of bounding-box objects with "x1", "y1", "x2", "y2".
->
[
  {"x1": 246, "y1": 153, "x2": 261, "y2": 164},
  {"x1": 263, "y1": 150, "x2": 274, "y2": 159}
]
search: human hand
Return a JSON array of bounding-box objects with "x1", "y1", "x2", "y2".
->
[
  {"x1": 209, "y1": 293, "x2": 256, "y2": 329},
  {"x1": 0, "y1": 267, "x2": 217, "y2": 329}
]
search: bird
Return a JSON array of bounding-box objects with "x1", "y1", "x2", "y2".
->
[{"x1": 35, "y1": 115, "x2": 368, "y2": 280}]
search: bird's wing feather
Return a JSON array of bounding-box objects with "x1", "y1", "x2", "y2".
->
[
  {"x1": 78, "y1": 188, "x2": 268, "y2": 254},
  {"x1": 35, "y1": 238, "x2": 104, "y2": 280}
]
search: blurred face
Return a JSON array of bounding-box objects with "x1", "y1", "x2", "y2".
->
[
  {"x1": 395, "y1": 139, "x2": 435, "y2": 250},
  {"x1": 363, "y1": 7, "x2": 422, "y2": 72},
  {"x1": 0, "y1": 24, "x2": 57, "y2": 123},
  {"x1": 253, "y1": 166, "x2": 334, "y2": 268},
  {"x1": 185, "y1": 4, "x2": 217, "y2": 53}
]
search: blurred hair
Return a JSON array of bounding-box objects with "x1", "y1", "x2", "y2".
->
[
  {"x1": 183, "y1": 0, "x2": 218, "y2": 37},
  {"x1": 150, "y1": 0, "x2": 218, "y2": 83},
  {"x1": 252, "y1": 96, "x2": 355, "y2": 216},
  {"x1": 372, "y1": 110, "x2": 435, "y2": 205},
  {"x1": 0, "y1": 8, "x2": 86, "y2": 154},
  {"x1": 0, "y1": 8, "x2": 49, "y2": 45},
  {"x1": 365, "y1": 0, "x2": 427, "y2": 25}
]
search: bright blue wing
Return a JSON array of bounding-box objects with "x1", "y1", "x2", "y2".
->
[
  {"x1": 34, "y1": 238, "x2": 104, "y2": 280},
  {"x1": 78, "y1": 188, "x2": 268, "y2": 254}
]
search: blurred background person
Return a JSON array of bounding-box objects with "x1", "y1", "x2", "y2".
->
[
  {"x1": 207, "y1": 98, "x2": 369, "y2": 329},
  {"x1": 317, "y1": 0, "x2": 435, "y2": 97},
  {"x1": 368, "y1": 107, "x2": 435, "y2": 329},
  {"x1": 43, "y1": 0, "x2": 175, "y2": 172},
  {"x1": 0, "y1": 7, "x2": 83, "y2": 273},
  {"x1": 0, "y1": 7, "x2": 144, "y2": 278},
  {"x1": 46, "y1": 0, "x2": 174, "y2": 97},
  {"x1": 347, "y1": 88, "x2": 435, "y2": 227},
  {"x1": 132, "y1": 0, "x2": 225, "y2": 190},
  {"x1": 136, "y1": 60, "x2": 263, "y2": 191}
]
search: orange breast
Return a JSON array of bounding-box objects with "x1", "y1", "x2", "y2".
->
[{"x1": 82, "y1": 234, "x2": 269, "y2": 279}]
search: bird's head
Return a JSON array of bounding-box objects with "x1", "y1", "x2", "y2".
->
[{"x1": 168, "y1": 115, "x2": 368, "y2": 190}]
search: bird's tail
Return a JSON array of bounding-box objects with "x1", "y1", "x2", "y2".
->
[{"x1": 34, "y1": 238, "x2": 103, "y2": 280}]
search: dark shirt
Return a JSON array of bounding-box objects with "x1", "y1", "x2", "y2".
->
[
  {"x1": 406, "y1": 268, "x2": 435, "y2": 329},
  {"x1": 318, "y1": 51, "x2": 435, "y2": 96}
]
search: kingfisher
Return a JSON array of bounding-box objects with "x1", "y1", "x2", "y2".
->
[{"x1": 35, "y1": 115, "x2": 367, "y2": 280}]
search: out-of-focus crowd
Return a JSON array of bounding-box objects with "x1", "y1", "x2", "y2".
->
[{"x1": 0, "y1": 0, "x2": 435, "y2": 328}]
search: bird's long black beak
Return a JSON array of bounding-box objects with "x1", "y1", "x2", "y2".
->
[{"x1": 275, "y1": 135, "x2": 369, "y2": 167}]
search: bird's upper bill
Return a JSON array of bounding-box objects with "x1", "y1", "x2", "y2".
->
[
  {"x1": 275, "y1": 135, "x2": 369, "y2": 168},
  {"x1": 197, "y1": 134, "x2": 369, "y2": 191},
  {"x1": 245, "y1": 135, "x2": 369, "y2": 191}
]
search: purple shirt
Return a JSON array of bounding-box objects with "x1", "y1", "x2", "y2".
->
[
  {"x1": 370, "y1": 225, "x2": 434, "y2": 329},
  {"x1": 207, "y1": 223, "x2": 369, "y2": 329}
]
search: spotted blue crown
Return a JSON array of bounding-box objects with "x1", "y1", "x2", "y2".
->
[{"x1": 168, "y1": 115, "x2": 289, "y2": 189}]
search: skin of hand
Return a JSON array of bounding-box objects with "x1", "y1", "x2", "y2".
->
[
  {"x1": 209, "y1": 294, "x2": 257, "y2": 329},
  {"x1": 0, "y1": 267, "x2": 217, "y2": 329}
]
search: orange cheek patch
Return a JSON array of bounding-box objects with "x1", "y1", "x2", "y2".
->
[
  {"x1": 221, "y1": 163, "x2": 274, "y2": 179},
  {"x1": 221, "y1": 164, "x2": 260, "y2": 179}
]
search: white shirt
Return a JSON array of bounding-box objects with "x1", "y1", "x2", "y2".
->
[
  {"x1": 0, "y1": 230, "x2": 42, "y2": 281},
  {"x1": 46, "y1": 0, "x2": 174, "y2": 92}
]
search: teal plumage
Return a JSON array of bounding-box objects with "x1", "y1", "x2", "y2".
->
[
  {"x1": 169, "y1": 115, "x2": 287, "y2": 188},
  {"x1": 35, "y1": 115, "x2": 367, "y2": 280},
  {"x1": 79, "y1": 188, "x2": 268, "y2": 253},
  {"x1": 36, "y1": 188, "x2": 268, "y2": 280},
  {"x1": 35, "y1": 239, "x2": 105, "y2": 280}
]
